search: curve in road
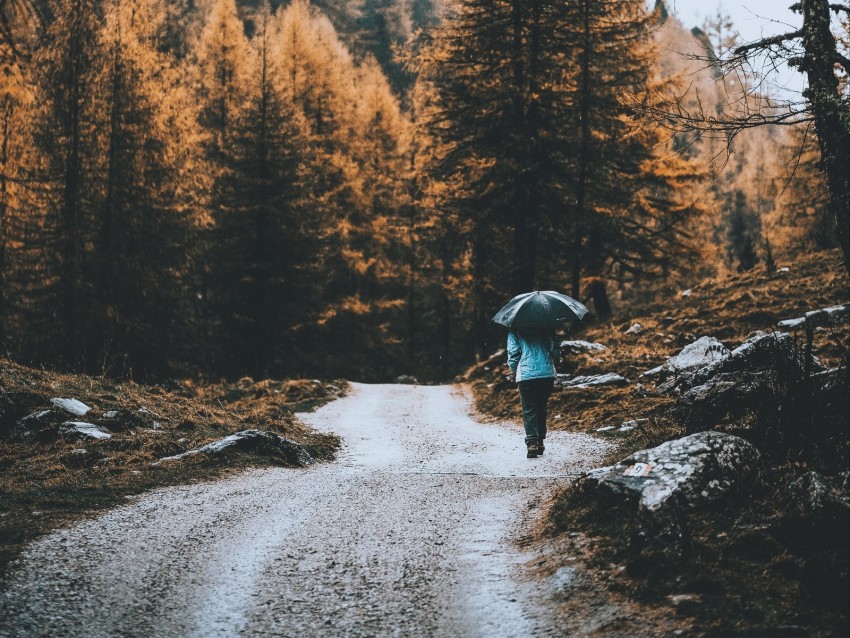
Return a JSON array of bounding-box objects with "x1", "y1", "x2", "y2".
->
[{"x1": 0, "y1": 383, "x2": 610, "y2": 637}]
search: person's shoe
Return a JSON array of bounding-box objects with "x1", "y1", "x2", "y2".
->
[
  {"x1": 526, "y1": 442, "x2": 539, "y2": 458},
  {"x1": 538, "y1": 440, "x2": 545, "y2": 455}
]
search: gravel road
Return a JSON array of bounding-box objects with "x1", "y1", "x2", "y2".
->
[{"x1": 0, "y1": 383, "x2": 610, "y2": 637}]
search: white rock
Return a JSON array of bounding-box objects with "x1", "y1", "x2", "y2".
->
[
  {"x1": 560, "y1": 340, "x2": 607, "y2": 353},
  {"x1": 156, "y1": 429, "x2": 314, "y2": 466},
  {"x1": 778, "y1": 304, "x2": 849, "y2": 331},
  {"x1": 559, "y1": 373, "x2": 629, "y2": 389},
  {"x1": 59, "y1": 422, "x2": 111, "y2": 440},
  {"x1": 51, "y1": 398, "x2": 92, "y2": 417},
  {"x1": 619, "y1": 419, "x2": 646, "y2": 432},
  {"x1": 680, "y1": 289, "x2": 692, "y2": 298},
  {"x1": 641, "y1": 336, "x2": 730, "y2": 378},
  {"x1": 777, "y1": 316, "x2": 806, "y2": 330},
  {"x1": 624, "y1": 323, "x2": 643, "y2": 335}
]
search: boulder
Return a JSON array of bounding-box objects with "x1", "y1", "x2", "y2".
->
[
  {"x1": 642, "y1": 336, "x2": 730, "y2": 383},
  {"x1": 59, "y1": 421, "x2": 112, "y2": 441},
  {"x1": 559, "y1": 340, "x2": 607, "y2": 354},
  {"x1": 674, "y1": 370, "x2": 777, "y2": 433},
  {"x1": 687, "y1": 332, "x2": 820, "y2": 390},
  {"x1": 624, "y1": 323, "x2": 643, "y2": 335},
  {"x1": 661, "y1": 332, "x2": 822, "y2": 397},
  {"x1": 778, "y1": 304, "x2": 849, "y2": 331},
  {"x1": 50, "y1": 398, "x2": 92, "y2": 417},
  {"x1": 100, "y1": 407, "x2": 161, "y2": 430},
  {"x1": 13, "y1": 409, "x2": 61, "y2": 442},
  {"x1": 782, "y1": 471, "x2": 850, "y2": 547},
  {"x1": 156, "y1": 429, "x2": 314, "y2": 467},
  {"x1": 781, "y1": 471, "x2": 850, "y2": 609},
  {"x1": 579, "y1": 432, "x2": 760, "y2": 554},
  {"x1": 556, "y1": 373, "x2": 629, "y2": 389}
]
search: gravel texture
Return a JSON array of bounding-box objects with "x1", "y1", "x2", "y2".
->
[{"x1": 0, "y1": 383, "x2": 610, "y2": 637}]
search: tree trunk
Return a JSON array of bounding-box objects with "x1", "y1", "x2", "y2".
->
[
  {"x1": 61, "y1": 4, "x2": 85, "y2": 367},
  {"x1": 95, "y1": 22, "x2": 123, "y2": 372},
  {"x1": 587, "y1": 278, "x2": 611, "y2": 319},
  {"x1": 524, "y1": 0, "x2": 542, "y2": 293},
  {"x1": 800, "y1": 0, "x2": 850, "y2": 275},
  {"x1": 0, "y1": 97, "x2": 11, "y2": 345},
  {"x1": 572, "y1": 0, "x2": 593, "y2": 298},
  {"x1": 472, "y1": 224, "x2": 488, "y2": 359},
  {"x1": 571, "y1": 223, "x2": 582, "y2": 298},
  {"x1": 510, "y1": 0, "x2": 527, "y2": 294}
]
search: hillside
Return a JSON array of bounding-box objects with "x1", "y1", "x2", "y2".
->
[
  {"x1": 470, "y1": 249, "x2": 847, "y2": 441},
  {"x1": 467, "y1": 249, "x2": 849, "y2": 636},
  {"x1": 0, "y1": 365, "x2": 345, "y2": 577}
]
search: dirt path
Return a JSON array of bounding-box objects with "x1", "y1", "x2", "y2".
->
[{"x1": 0, "y1": 383, "x2": 610, "y2": 637}]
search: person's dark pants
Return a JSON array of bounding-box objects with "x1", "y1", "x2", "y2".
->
[{"x1": 518, "y1": 377, "x2": 555, "y2": 445}]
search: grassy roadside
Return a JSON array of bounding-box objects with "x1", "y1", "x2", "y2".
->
[
  {"x1": 0, "y1": 361, "x2": 346, "y2": 578},
  {"x1": 469, "y1": 249, "x2": 849, "y2": 636},
  {"x1": 469, "y1": 249, "x2": 848, "y2": 456}
]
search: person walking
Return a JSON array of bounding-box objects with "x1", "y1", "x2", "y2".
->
[
  {"x1": 492, "y1": 290, "x2": 587, "y2": 459},
  {"x1": 507, "y1": 328, "x2": 559, "y2": 458}
]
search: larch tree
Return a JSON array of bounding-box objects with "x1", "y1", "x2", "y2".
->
[
  {"x1": 768, "y1": 123, "x2": 836, "y2": 259},
  {"x1": 210, "y1": 2, "x2": 313, "y2": 377},
  {"x1": 0, "y1": 35, "x2": 31, "y2": 346},
  {"x1": 191, "y1": 0, "x2": 253, "y2": 373},
  {"x1": 550, "y1": 0, "x2": 704, "y2": 314},
  {"x1": 274, "y1": 0, "x2": 411, "y2": 379},
  {"x1": 86, "y1": 0, "x2": 192, "y2": 376},
  {"x1": 28, "y1": 0, "x2": 103, "y2": 367},
  {"x1": 645, "y1": 0, "x2": 850, "y2": 275}
]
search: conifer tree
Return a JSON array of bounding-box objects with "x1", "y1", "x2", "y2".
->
[
  {"x1": 86, "y1": 0, "x2": 192, "y2": 376},
  {"x1": 28, "y1": 0, "x2": 103, "y2": 367},
  {"x1": 274, "y1": 0, "x2": 411, "y2": 379},
  {"x1": 0, "y1": 39, "x2": 31, "y2": 345},
  {"x1": 209, "y1": 2, "x2": 313, "y2": 376}
]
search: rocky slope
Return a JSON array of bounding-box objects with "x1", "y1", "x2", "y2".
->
[{"x1": 469, "y1": 249, "x2": 849, "y2": 636}]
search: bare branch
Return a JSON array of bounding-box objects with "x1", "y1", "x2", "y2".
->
[
  {"x1": 734, "y1": 31, "x2": 803, "y2": 56},
  {"x1": 829, "y1": 3, "x2": 849, "y2": 13}
]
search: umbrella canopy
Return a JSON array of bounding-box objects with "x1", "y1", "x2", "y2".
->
[{"x1": 491, "y1": 290, "x2": 589, "y2": 329}]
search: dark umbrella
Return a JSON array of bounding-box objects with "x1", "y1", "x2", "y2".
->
[{"x1": 491, "y1": 290, "x2": 589, "y2": 329}]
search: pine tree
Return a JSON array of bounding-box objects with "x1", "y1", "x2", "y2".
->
[
  {"x1": 28, "y1": 0, "x2": 103, "y2": 367},
  {"x1": 422, "y1": 0, "x2": 699, "y2": 345},
  {"x1": 726, "y1": 190, "x2": 761, "y2": 272},
  {"x1": 86, "y1": 0, "x2": 193, "y2": 376},
  {"x1": 209, "y1": 2, "x2": 313, "y2": 377},
  {"x1": 0, "y1": 37, "x2": 32, "y2": 346},
  {"x1": 420, "y1": 0, "x2": 571, "y2": 352}
]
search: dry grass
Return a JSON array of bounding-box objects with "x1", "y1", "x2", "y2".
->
[
  {"x1": 0, "y1": 361, "x2": 346, "y2": 577},
  {"x1": 469, "y1": 249, "x2": 848, "y2": 457},
  {"x1": 469, "y1": 249, "x2": 849, "y2": 637}
]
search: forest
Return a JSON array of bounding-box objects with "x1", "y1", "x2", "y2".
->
[{"x1": 0, "y1": 0, "x2": 847, "y2": 382}]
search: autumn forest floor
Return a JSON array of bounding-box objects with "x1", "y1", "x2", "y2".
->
[
  {"x1": 0, "y1": 366, "x2": 346, "y2": 578},
  {"x1": 1, "y1": 249, "x2": 847, "y2": 636},
  {"x1": 469, "y1": 248, "x2": 849, "y2": 637}
]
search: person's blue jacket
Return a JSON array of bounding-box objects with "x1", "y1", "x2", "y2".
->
[{"x1": 507, "y1": 329, "x2": 558, "y2": 382}]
